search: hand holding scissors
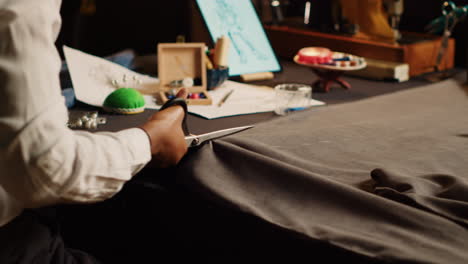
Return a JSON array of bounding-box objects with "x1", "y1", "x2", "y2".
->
[{"x1": 159, "y1": 97, "x2": 253, "y2": 148}]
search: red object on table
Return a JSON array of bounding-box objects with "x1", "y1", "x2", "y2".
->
[
  {"x1": 296, "y1": 47, "x2": 333, "y2": 64},
  {"x1": 294, "y1": 49, "x2": 367, "y2": 93}
]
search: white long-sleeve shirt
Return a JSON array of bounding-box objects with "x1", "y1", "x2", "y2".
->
[{"x1": 0, "y1": 0, "x2": 151, "y2": 227}]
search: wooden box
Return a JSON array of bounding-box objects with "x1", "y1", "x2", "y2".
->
[
  {"x1": 265, "y1": 25, "x2": 455, "y2": 77},
  {"x1": 157, "y1": 43, "x2": 211, "y2": 105}
]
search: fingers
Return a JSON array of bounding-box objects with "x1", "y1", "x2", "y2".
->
[
  {"x1": 149, "y1": 126, "x2": 187, "y2": 168},
  {"x1": 139, "y1": 87, "x2": 189, "y2": 168},
  {"x1": 148, "y1": 101, "x2": 185, "y2": 122},
  {"x1": 162, "y1": 105, "x2": 185, "y2": 120},
  {"x1": 176, "y1": 87, "x2": 188, "y2": 99},
  {"x1": 139, "y1": 101, "x2": 188, "y2": 167},
  {"x1": 156, "y1": 88, "x2": 187, "y2": 125},
  {"x1": 147, "y1": 87, "x2": 187, "y2": 122}
]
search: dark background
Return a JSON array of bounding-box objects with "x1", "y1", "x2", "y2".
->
[
  {"x1": 56, "y1": 0, "x2": 191, "y2": 58},
  {"x1": 56, "y1": 0, "x2": 468, "y2": 68}
]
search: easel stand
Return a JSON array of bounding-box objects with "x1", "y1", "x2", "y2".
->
[{"x1": 311, "y1": 69, "x2": 351, "y2": 93}]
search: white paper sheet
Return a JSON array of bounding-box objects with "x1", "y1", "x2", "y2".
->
[
  {"x1": 63, "y1": 46, "x2": 161, "y2": 107},
  {"x1": 188, "y1": 81, "x2": 325, "y2": 119},
  {"x1": 63, "y1": 46, "x2": 325, "y2": 119}
]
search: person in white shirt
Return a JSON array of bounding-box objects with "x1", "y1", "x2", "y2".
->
[{"x1": 0, "y1": 0, "x2": 188, "y2": 262}]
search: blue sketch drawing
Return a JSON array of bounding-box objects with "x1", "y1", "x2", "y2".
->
[
  {"x1": 197, "y1": 0, "x2": 281, "y2": 76},
  {"x1": 213, "y1": 0, "x2": 268, "y2": 64}
]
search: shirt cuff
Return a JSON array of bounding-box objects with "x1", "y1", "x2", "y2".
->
[{"x1": 115, "y1": 127, "x2": 152, "y2": 174}]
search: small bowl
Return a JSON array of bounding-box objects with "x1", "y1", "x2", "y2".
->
[{"x1": 207, "y1": 67, "x2": 229, "y2": 90}]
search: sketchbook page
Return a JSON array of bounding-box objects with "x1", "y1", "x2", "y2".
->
[
  {"x1": 63, "y1": 46, "x2": 161, "y2": 108},
  {"x1": 188, "y1": 80, "x2": 325, "y2": 119}
]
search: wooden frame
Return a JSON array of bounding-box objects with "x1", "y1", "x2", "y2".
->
[{"x1": 157, "y1": 43, "x2": 211, "y2": 105}]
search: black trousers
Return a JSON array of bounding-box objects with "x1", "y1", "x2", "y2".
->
[
  {"x1": 0, "y1": 177, "x2": 222, "y2": 264},
  {"x1": 0, "y1": 208, "x2": 99, "y2": 264},
  {"x1": 0, "y1": 176, "x2": 182, "y2": 264}
]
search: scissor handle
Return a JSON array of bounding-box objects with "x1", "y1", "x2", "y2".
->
[
  {"x1": 159, "y1": 97, "x2": 190, "y2": 135},
  {"x1": 442, "y1": 1, "x2": 456, "y2": 15}
]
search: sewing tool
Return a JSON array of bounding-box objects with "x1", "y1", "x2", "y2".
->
[
  {"x1": 103, "y1": 88, "x2": 145, "y2": 114},
  {"x1": 159, "y1": 97, "x2": 253, "y2": 147},
  {"x1": 217, "y1": 89, "x2": 234, "y2": 107},
  {"x1": 425, "y1": 1, "x2": 467, "y2": 71}
]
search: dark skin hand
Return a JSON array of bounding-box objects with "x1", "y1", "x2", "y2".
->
[{"x1": 139, "y1": 88, "x2": 189, "y2": 168}]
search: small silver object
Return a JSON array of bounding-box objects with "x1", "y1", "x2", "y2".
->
[
  {"x1": 90, "y1": 120, "x2": 97, "y2": 130},
  {"x1": 67, "y1": 112, "x2": 106, "y2": 130},
  {"x1": 169, "y1": 77, "x2": 194, "y2": 88},
  {"x1": 75, "y1": 119, "x2": 83, "y2": 127},
  {"x1": 97, "y1": 117, "x2": 107, "y2": 125},
  {"x1": 84, "y1": 120, "x2": 92, "y2": 129}
]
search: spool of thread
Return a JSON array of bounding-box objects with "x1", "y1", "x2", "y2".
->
[
  {"x1": 296, "y1": 47, "x2": 333, "y2": 64},
  {"x1": 213, "y1": 35, "x2": 230, "y2": 68}
]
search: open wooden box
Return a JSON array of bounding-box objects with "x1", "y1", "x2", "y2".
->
[{"x1": 157, "y1": 43, "x2": 211, "y2": 105}]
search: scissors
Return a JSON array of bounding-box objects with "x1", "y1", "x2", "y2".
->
[
  {"x1": 159, "y1": 97, "x2": 253, "y2": 147},
  {"x1": 423, "y1": 1, "x2": 467, "y2": 74}
]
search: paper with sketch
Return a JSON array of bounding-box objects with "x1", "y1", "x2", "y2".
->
[
  {"x1": 63, "y1": 46, "x2": 325, "y2": 119},
  {"x1": 63, "y1": 46, "x2": 161, "y2": 108}
]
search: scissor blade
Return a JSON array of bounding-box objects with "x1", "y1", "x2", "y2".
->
[{"x1": 185, "y1": 125, "x2": 254, "y2": 147}]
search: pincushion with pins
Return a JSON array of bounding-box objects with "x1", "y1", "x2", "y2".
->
[{"x1": 103, "y1": 88, "x2": 145, "y2": 114}]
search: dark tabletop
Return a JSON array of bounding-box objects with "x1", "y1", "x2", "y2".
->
[{"x1": 70, "y1": 56, "x2": 462, "y2": 134}]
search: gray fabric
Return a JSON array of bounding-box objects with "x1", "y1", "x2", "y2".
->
[{"x1": 175, "y1": 78, "x2": 468, "y2": 263}]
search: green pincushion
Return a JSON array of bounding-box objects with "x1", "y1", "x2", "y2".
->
[{"x1": 103, "y1": 88, "x2": 145, "y2": 114}]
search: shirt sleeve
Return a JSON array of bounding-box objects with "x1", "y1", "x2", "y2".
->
[{"x1": 0, "y1": 0, "x2": 151, "y2": 208}]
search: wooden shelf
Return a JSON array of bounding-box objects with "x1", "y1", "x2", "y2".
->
[{"x1": 265, "y1": 25, "x2": 455, "y2": 77}]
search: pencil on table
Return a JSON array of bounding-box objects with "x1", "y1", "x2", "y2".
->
[{"x1": 217, "y1": 89, "x2": 234, "y2": 107}]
